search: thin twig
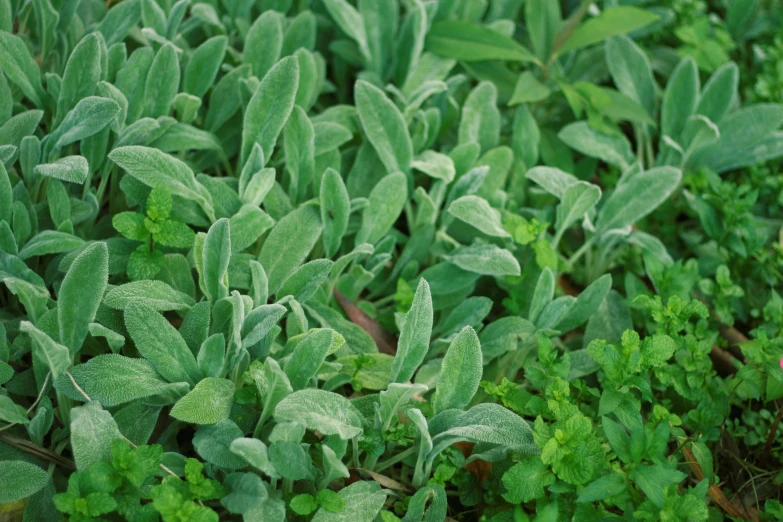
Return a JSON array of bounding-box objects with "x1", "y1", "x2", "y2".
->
[
  {"x1": 682, "y1": 445, "x2": 758, "y2": 521},
  {"x1": 763, "y1": 402, "x2": 783, "y2": 458},
  {"x1": 0, "y1": 433, "x2": 76, "y2": 470}
]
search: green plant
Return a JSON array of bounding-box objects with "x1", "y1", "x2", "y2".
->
[{"x1": 1, "y1": 0, "x2": 783, "y2": 521}]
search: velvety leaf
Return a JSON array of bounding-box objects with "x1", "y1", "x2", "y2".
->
[
  {"x1": 259, "y1": 205, "x2": 322, "y2": 294},
  {"x1": 124, "y1": 302, "x2": 201, "y2": 386},
  {"x1": 104, "y1": 280, "x2": 195, "y2": 311},
  {"x1": 354, "y1": 80, "x2": 412, "y2": 174},
  {"x1": 426, "y1": 20, "x2": 538, "y2": 63},
  {"x1": 432, "y1": 326, "x2": 482, "y2": 413},
  {"x1": 241, "y1": 56, "x2": 299, "y2": 164},
  {"x1": 388, "y1": 277, "x2": 433, "y2": 384},
  {"x1": 170, "y1": 378, "x2": 235, "y2": 424},
  {"x1": 58, "y1": 242, "x2": 108, "y2": 353},
  {"x1": 274, "y1": 389, "x2": 364, "y2": 439}
]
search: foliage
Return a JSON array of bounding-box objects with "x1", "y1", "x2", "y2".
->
[{"x1": 0, "y1": 0, "x2": 782, "y2": 521}]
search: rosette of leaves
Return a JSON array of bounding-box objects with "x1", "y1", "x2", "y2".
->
[{"x1": 112, "y1": 186, "x2": 195, "y2": 280}]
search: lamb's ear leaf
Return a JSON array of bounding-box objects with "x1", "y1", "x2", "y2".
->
[
  {"x1": 447, "y1": 195, "x2": 510, "y2": 238},
  {"x1": 170, "y1": 377, "x2": 235, "y2": 425},
  {"x1": 458, "y1": 82, "x2": 501, "y2": 155},
  {"x1": 425, "y1": 19, "x2": 538, "y2": 63},
  {"x1": 56, "y1": 33, "x2": 102, "y2": 128},
  {"x1": 244, "y1": 10, "x2": 283, "y2": 80},
  {"x1": 355, "y1": 171, "x2": 407, "y2": 247},
  {"x1": 389, "y1": 278, "x2": 433, "y2": 384},
  {"x1": 274, "y1": 389, "x2": 363, "y2": 440},
  {"x1": 378, "y1": 383, "x2": 429, "y2": 432},
  {"x1": 202, "y1": 218, "x2": 231, "y2": 302},
  {"x1": 143, "y1": 43, "x2": 180, "y2": 118},
  {"x1": 595, "y1": 167, "x2": 682, "y2": 233},
  {"x1": 230, "y1": 438, "x2": 279, "y2": 478},
  {"x1": 354, "y1": 80, "x2": 412, "y2": 174},
  {"x1": 108, "y1": 146, "x2": 214, "y2": 219},
  {"x1": 241, "y1": 56, "x2": 299, "y2": 165},
  {"x1": 51, "y1": 96, "x2": 121, "y2": 152},
  {"x1": 319, "y1": 168, "x2": 350, "y2": 258},
  {"x1": 0, "y1": 461, "x2": 49, "y2": 504},
  {"x1": 249, "y1": 260, "x2": 269, "y2": 308},
  {"x1": 58, "y1": 242, "x2": 108, "y2": 353},
  {"x1": 54, "y1": 354, "x2": 169, "y2": 407},
  {"x1": 555, "y1": 181, "x2": 602, "y2": 235},
  {"x1": 284, "y1": 329, "x2": 339, "y2": 391},
  {"x1": 0, "y1": 31, "x2": 44, "y2": 107},
  {"x1": 556, "y1": 274, "x2": 613, "y2": 333},
  {"x1": 104, "y1": 280, "x2": 195, "y2": 311},
  {"x1": 252, "y1": 358, "x2": 293, "y2": 427},
  {"x1": 34, "y1": 156, "x2": 90, "y2": 184},
  {"x1": 276, "y1": 259, "x2": 333, "y2": 303},
  {"x1": 20, "y1": 321, "x2": 70, "y2": 379},
  {"x1": 124, "y1": 302, "x2": 201, "y2": 386},
  {"x1": 696, "y1": 62, "x2": 738, "y2": 125},
  {"x1": 432, "y1": 326, "x2": 482, "y2": 414},
  {"x1": 70, "y1": 401, "x2": 122, "y2": 470},
  {"x1": 197, "y1": 334, "x2": 226, "y2": 379},
  {"x1": 660, "y1": 57, "x2": 699, "y2": 141},
  {"x1": 310, "y1": 481, "x2": 386, "y2": 522},
  {"x1": 528, "y1": 268, "x2": 555, "y2": 324},
  {"x1": 427, "y1": 403, "x2": 536, "y2": 466},
  {"x1": 0, "y1": 161, "x2": 10, "y2": 224},
  {"x1": 258, "y1": 205, "x2": 322, "y2": 295},
  {"x1": 323, "y1": 0, "x2": 370, "y2": 62},
  {"x1": 183, "y1": 35, "x2": 228, "y2": 98}
]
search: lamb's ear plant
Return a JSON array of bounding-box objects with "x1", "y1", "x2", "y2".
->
[{"x1": 2, "y1": 1, "x2": 783, "y2": 521}]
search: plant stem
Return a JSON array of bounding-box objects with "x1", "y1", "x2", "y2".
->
[
  {"x1": 764, "y1": 401, "x2": 783, "y2": 458},
  {"x1": 374, "y1": 446, "x2": 417, "y2": 473},
  {"x1": 566, "y1": 235, "x2": 596, "y2": 269},
  {"x1": 352, "y1": 437, "x2": 361, "y2": 468}
]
